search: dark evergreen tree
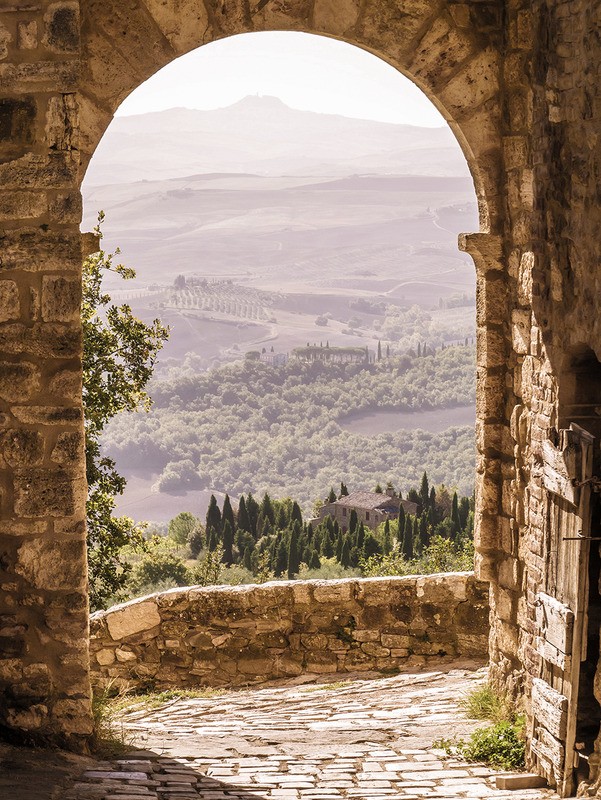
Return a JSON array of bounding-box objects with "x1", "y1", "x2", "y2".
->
[
  {"x1": 275, "y1": 539, "x2": 288, "y2": 577},
  {"x1": 397, "y1": 505, "x2": 406, "y2": 543},
  {"x1": 287, "y1": 522, "x2": 301, "y2": 579},
  {"x1": 374, "y1": 483, "x2": 383, "y2": 493},
  {"x1": 208, "y1": 527, "x2": 219, "y2": 552},
  {"x1": 377, "y1": 340, "x2": 382, "y2": 361},
  {"x1": 222, "y1": 520, "x2": 234, "y2": 565},
  {"x1": 222, "y1": 493, "x2": 235, "y2": 533},
  {"x1": 246, "y1": 492, "x2": 260, "y2": 538},
  {"x1": 419, "y1": 513, "x2": 429, "y2": 551},
  {"x1": 401, "y1": 515, "x2": 414, "y2": 560},
  {"x1": 349, "y1": 508, "x2": 358, "y2": 534},
  {"x1": 261, "y1": 517, "x2": 272, "y2": 538},
  {"x1": 363, "y1": 533, "x2": 382, "y2": 560},
  {"x1": 306, "y1": 522, "x2": 314, "y2": 543},
  {"x1": 458, "y1": 496, "x2": 470, "y2": 529},
  {"x1": 291, "y1": 501, "x2": 302, "y2": 526},
  {"x1": 260, "y1": 492, "x2": 276, "y2": 526},
  {"x1": 309, "y1": 550, "x2": 321, "y2": 570},
  {"x1": 336, "y1": 529, "x2": 344, "y2": 561},
  {"x1": 327, "y1": 486, "x2": 337, "y2": 503},
  {"x1": 383, "y1": 519, "x2": 392, "y2": 555},
  {"x1": 451, "y1": 491, "x2": 461, "y2": 538},
  {"x1": 205, "y1": 494, "x2": 222, "y2": 538},
  {"x1": 237, "y1": 495, "x2": 251, "y2": 532},
  {"x1": 429, "y1": 486, "x2": 437, "y2": 520},
  {"x1": 413, "y1": 516, "x2": 420, "y2": 554},
  {"x1": 417, "y1": 342, "x2": 421, "y2": 357},
  {"x1": 322, "y1": 530, "x2": 334, "y2": 558},
  {"x1": 356, "y1": 521, "x2": 366, "y2": 549},
  {"x1": 419, "y1": 472, "x2": 430, "y2": 512},
  {"x1": 340, "y1": 482, "x2": 349, "y2": 497},
  {"x1": 276, "y1": 504, "x2": 288, "y2": 530},
  {"x1": 243, "y1": 545, "x2": 253, "y2": 571},
  {"x1": 341, "y1": 536, "x2": 351, "y2": 568}
]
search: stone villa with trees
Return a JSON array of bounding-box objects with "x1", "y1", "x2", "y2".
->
[{"x1": 317, "y1": 489, "x2": 418, "y2": 533}]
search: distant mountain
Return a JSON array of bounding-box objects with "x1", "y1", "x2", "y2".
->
[{"x1": 84, "y1": 96, "x2": 470, "y2": 186}]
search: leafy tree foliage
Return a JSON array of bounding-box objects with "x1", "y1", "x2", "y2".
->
[{"x1": 83, "y1": 215, "x2": 169, "y2": 609}]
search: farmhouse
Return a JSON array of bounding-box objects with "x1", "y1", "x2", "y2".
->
[{"x1": 318, "y1": 490, "x2": 418, "y2": 533}]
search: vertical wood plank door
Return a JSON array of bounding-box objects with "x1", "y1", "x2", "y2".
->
[{"x1": 533, "y1": 424, "x2": 595, "y2": 796}]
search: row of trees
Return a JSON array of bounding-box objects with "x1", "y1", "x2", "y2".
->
[{"x1": 122, "y1": 473, "x2": 475, "y2": 602}]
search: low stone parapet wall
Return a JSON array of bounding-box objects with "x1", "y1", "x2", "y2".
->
[{"x1": 89, "y1": 573, "x2": 490, "y2": 691}]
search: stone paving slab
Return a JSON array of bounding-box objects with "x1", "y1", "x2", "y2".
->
[{"x1": 60, "y1": 663, "x2": 560, "y2": 800}]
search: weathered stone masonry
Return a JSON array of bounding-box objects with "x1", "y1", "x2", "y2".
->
[
  {"x1": 3, "y1": 0, "x2": 601, "y2": 794},
  {"x1": 89, "y1": 575, "x2": 489, "y2": 691}
]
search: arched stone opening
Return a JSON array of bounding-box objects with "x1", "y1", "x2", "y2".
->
[{"x1": 0, "y1": 0, "x2": 508, "y2": 754}]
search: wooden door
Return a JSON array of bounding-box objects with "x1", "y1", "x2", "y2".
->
[{"x1": 530, "y1": 424, "x2": 595, "y2": 796}]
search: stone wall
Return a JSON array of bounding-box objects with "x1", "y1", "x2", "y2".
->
[{"x1": 89, "y1": 575, "x2": 490, "y2": 690}]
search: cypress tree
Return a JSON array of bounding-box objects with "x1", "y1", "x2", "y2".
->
[
  {"x1": 309, "y1": 550, "x2": 321, "y2": 570},
  {"x1": 429, "y1": 486, "x2": 437, "y2": 521},
  {"x1": 287, "y1": 522, "x2": 301, "y2": 579},
  {"x1": 401, "y1": 515, "x2": 413, "y2": 560},
  {"x1": 246, "y1": 493, "x2": 260, "y2": 539},
  {"x1": 417, "y1": 342, "x2": 421, "y2": 357},
  {"x1": 336, "y1": 529, "x2": 344, "y2": 561},
  {"x1": 222, "y1": 494, "x2": 235, "y2": 533},
  {"x1": 459, "y1": 496, "x2": 470, "y2": 529},
  {"x1": 260, "y1": 492, "x2": 276, "y2": 526},
  {"x1": 349, "y1": 509, "x2": 358, "y2": 534},
  {"x1": 275, "y1": 539, "x2": 288, "y2": 577},
  {"x1": 340, "y1": 482, "x2": 349, "y2": 497},
  {"x1": 322, "y1": 530, "x2": 334, "y2": 558},
  {"x1": 276, "y1": 505, "x2": 288, "y2": 530},
  {"x1": 383, "y1": 519, "x2": 392, "y2": 555},
  {"x1": 205, "y1": 494, "x2": 222, "y2": 538},
  {"x1": 356, "y1": 521, "x2": 366, "y2": 549},
  {"x1": 261, "y1": 517, "x2": 272, "y2": 538},
  {"x1": 291, "y1": 501, "x2": 303, "y2": 526},
  {"x1": 237, "y1": 495, "x2": 251, "y2": 532},
  {"x1": 419, "y1": 472, "x2": 430, "y2": 512},
  {"x1": 377, "y1": 340, "x2": 382, "y2": 361},
  {"x1": 243, "y1": 545, "x2": 253, "y2": 571},
  {"x1": 222, "y1": 520, "x2": 234, "y2": 565},
  {"x1": 327, "y1": 487, "x2": 337, "y2": 503},
  {"x1": 374, "y1": 483, "x2": 383, "y2": 493},
  {"x1": 413, "y1": 516, "x2": 420, "y2": 554},
  {"x1": 451, "y1": 491, "x2": 461, "y2": 538},
  {"x1": 208, "y1": 527, "x2": 219, "y2": 552},
  {"x1": 306, "y1": 522, "x2": 314, "y2": 543},
  {"x1": 341, "y1": 536, "x2": 351, "y2": 568},
  {"x1": 397, "y1": 505, "x2": 406, "y2": 543}
]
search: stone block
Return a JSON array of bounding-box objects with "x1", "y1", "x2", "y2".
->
[
  {"x1": 106, "y1": 601, "x2": 161, "y2": 641},
  {"x1": 14, "y1": 469, "x2": 78, "y2": 517},
  {"x1": 0, "y1": 228, "x2": 82, "y2": 273},
  {"x1": 495, "y1": 773, "x2": 547, "y2": 790},
  {"x1": 1, "y1": 429, "x2": 44, "y2": 466},
  {"x1": 95, "y1": 648, "x2": 115, "y2": 666},
  {"x1": 51, "y1": 431, "x2": 84, "y2": 465},
  {"x1": 15, "y1": 537, "x2": 86, "y2": 590},
  {"x1": 43, "y1": 2, "x2": 79, "y2": 53},
  {"x1": 17, "y1": 21, "x2": 37, "y2": 50},
  {"x1": 0, "y1": 280, "x2": 20, "y2": 322},
  {"x1": 313, "y1": 0, "x2": 360, "y2": 36},
  {"x1": 0, "y1": 96, "x2": 35, "y2": 153},
  {"x1": 0, "y1": 190, "x2": 46, "y2": 220},
  {"x1": 0, "y1": 361, "x2": 40, "y2": 402},
  {"x1": 41, "y1": 275, "x2": 81, "y2": 321}
]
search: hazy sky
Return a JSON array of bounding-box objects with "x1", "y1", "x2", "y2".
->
[{"x1": 117, "y1": 31, "x2": 446, "y2": 127}]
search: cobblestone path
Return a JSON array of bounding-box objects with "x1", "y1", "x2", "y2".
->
[{"x1": 63, "y1": 664, "x2": 559, "y2": 800}]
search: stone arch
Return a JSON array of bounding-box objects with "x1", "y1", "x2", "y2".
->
[{"x1": 0, "y1": 0, "x2": 509, "y2": 752}]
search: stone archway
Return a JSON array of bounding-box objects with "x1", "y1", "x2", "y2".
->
[{"x1": 0, "y1": 0, "x2": 507, "y2": 751}]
